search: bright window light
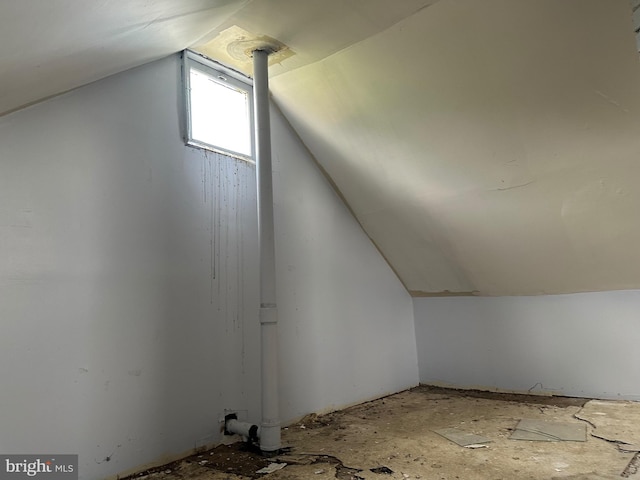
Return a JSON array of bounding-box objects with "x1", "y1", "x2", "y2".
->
[{"x1": 184, "y1": 52, "x2": 254, "y2": 159}]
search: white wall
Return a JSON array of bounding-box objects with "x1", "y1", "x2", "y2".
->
[
  {"x1": 0, "y1": 53, "x2": 417, "y2": 480},
  {"x1": 414, "y1": 292, "x2": 640, "y2": 401},
  {"x1": 271, "y1": 107, "x2": 418, "y2": 419},
  {"x1": 0, "y1": 54, "x2": 262, "y2": 480}
]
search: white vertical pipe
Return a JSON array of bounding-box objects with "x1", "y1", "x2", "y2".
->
[{"x1": 253, "y1": 48, "x2": 281, "y2": 453}]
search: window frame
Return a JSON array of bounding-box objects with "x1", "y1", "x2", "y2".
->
[{"x1": 183, "y1": 50, "x2": 255, "y2": 162}]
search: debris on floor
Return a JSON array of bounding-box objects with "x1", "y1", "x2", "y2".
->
[
  {"x1": 509, "y1": 418, "x2": 587, "y2": 442},
  {"x1": 573, "y1": 400, "x2": 640, "y2": 478},
  {"x1": 255, "y1": 463, "x2": 287, "y2": 474},
  {"x1": 369, "y1": 466, "x2": 393, "y2": 474},
  {"x1": 620, "y1": 445, "x2": 640, "y2": 453},
  {"x1": 551, "y1": 474, "x2": 625, "y2": 480},
  {"x1": 622, "y1": 453, "x2": 640, "y2": 478},
  {"x1": 576, "y1": 399, "x2": 640, "y2": 446},
  {"x1": 433, "y1": 427, "x2": 492, "y2": 447},
  {"x1": 123, "y1": 386, "x2": 640, "y2": 480}
]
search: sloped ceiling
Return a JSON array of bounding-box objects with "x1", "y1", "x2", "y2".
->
[
  {"x1": 270, "y1": 0, "x2": 640, "y2": 296},
  {"x1": 0, "y1": 0, "x2": 247, "y2": 116},
  {"x1": 2, "y1": 0, "x2": 640, "y2": 296}
]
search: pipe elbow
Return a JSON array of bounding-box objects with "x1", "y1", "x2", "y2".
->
[{"x1": 224, "y1": 414, "x2": 260, "y2": 444}]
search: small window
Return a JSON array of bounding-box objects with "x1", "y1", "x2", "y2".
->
[{"x1": 183, "y1": 51, "x2": 254, "y2": 160}]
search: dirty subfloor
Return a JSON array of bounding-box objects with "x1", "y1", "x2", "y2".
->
[{"x1": 127, "y1": 386, "x2": 640, "y2": 480}]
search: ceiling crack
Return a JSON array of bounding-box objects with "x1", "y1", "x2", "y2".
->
[{"x1": 489, "y1": 180, "x2": 535, "y2": 192}]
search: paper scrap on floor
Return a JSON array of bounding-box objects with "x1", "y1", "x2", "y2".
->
[
  {"x1": 510, "y1": 419, "x2": 586, "y2": 442},
  {"x1": 256, "y1": 463, "x2": 287, "y2": 474},
  {"x1": 434, "y1": 427, "x2": 491, "y2": 447}
]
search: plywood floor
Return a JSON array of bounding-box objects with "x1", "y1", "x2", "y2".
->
[{"x1": 129, "y1": 386, "x2": 640, "y2": 480}]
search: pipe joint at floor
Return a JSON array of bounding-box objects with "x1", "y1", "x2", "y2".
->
[
  {"x1": 224, "y1": 416, "x2": 260, "y2": 444},
  {"x1": 259, "y1": 418, "x2": 281, "y2": 453}
]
